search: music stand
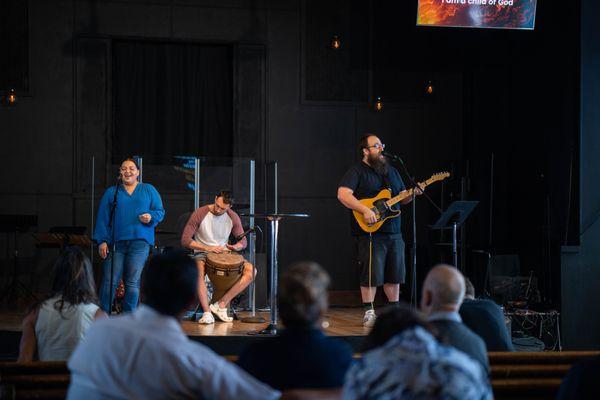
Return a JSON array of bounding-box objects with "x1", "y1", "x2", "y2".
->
[
  {"x1": 430, "y1": 201, "x2": 478, "y2": 269},
  {"x1": 241, "y1": 213, "x2": 310, "y2": 334}
]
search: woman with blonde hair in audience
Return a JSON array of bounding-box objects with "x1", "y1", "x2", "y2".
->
[
  {"x1": 18, "y1": 246, "x2": 106, "y2": 361},
  {"x1": 239, "y1": 261, "x2": 353, "y2": 391}
]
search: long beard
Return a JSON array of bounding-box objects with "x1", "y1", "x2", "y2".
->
[{"x1": 369, "y1": 153, "x2": 388, "y2": 176}]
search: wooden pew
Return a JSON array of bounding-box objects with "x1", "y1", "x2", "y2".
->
[
  {"x1": 489, "y1": 351, "x2": 600, "y2": 400},
  {"x1": 2, "y1": 351, "x2": 600, "y2": 400},
  {"x1": 0, "y1": 361, "x2": 69, "y2": 400}
]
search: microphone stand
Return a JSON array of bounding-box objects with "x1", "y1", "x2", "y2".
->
[
  {"x1": 403, "y1": 164, "x2": 419, "y2": 309},
  {"x1": 227, "y1": 227, "x2": 265, "y2": 323},
  {"x1": 107, "y1": 177, "x2": 120, "y2": 315},
  {"x1": 384, "y1": 153, "x2": 442, "y2": 213},
  {"x1": 384, "y1": 154, "x2": 442, "y2": 308}
]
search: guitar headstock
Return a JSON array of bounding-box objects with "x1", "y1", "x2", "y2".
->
[
  {"x1": 428, "y1": 171, "x2": 450, "y2": 183},
  {"x1": 413, "y1": 172, "x2": 451, "y2": 192}
]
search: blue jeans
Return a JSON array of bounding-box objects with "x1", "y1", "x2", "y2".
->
[{"x1": 100, "y1": 239, "x2": 150, "y2": 313}]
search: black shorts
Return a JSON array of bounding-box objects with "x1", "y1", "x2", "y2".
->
[{"x1": 355, "y1": 233, "x2": 406, "y2": 287}]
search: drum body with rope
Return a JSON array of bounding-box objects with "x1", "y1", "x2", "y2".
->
[{"x1": 205, "y1": 252, "x2": 244, "y2": 303}]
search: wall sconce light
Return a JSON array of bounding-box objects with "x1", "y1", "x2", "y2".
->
[
  {"x1": 374, "y1": 96, "x2": 383, "y2": 111},
  {"x1": 2, "y1": 88, "x2": 17, "y2": 107},
  {"x1": 425, "y1": 80, "x2": 435, "y2": 95},
  {"x1": 330, "y1": 35, "x2": 341, "y2": 50}
]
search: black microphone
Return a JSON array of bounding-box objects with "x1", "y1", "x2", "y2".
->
[
  {"x1": 232, "y1": 227, "x2": 255, "y2": 244},
  {"x1": 382, "y1": 151, "x2": 405, "y2": 165}
]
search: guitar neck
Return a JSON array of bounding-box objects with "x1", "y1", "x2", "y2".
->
[
  {"x1": 386, "y1": 189, "x2": 415, "y2": 208},
  {"x1": 385, "y1": 177, "x2": 435, "y2": 207}
]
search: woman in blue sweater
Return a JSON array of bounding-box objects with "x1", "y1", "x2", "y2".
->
[{"x1": 94, "y1": 158, "x2": 165, "y2": 313}]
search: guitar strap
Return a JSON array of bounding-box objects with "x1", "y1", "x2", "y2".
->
[{"x1": 381, "y1": 173, "x2": 392, "y2": 194}]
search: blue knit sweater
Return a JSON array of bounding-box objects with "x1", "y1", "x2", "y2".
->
[{"x1": 93, "y1": 183, "x2": 165, "y2": 246}]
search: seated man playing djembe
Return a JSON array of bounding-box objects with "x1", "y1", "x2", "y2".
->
[{"x1": 181, "y1": 190, "x2": 254, "y2": 324}]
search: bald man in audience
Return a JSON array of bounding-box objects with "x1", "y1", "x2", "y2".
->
[{"x1": 420, "y1": 264, "x2": 489, "y2": 372}]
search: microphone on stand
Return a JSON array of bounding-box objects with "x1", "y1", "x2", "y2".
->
[
  {"x1": 232, "y1": 227, "x2": 256, "y2": 244},
  {"x1": 110, "y1": 173, "x2": 122, "y2": 221},
  {"x1": 382, "y1": 151, "x2": 405, "y2": 165}
]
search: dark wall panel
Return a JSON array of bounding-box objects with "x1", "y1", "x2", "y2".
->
[
  {"x1": 0, "y1": 0, "x2": 73, "y2": 196},
  {"x1": 74, "y1": 1, "x2": 171, "y2": 37},
  {"x1": 277, "y1": 197, "x2": 357, "y2": 290},
  {"x1": 174, "y1": 5, "x2": 268, "y2": 42},
  {"x1": 303, "y1": 0, "x2": 369, "y2": 102},
  {"x1": 561, "y1": 0, "x2": 599, "y2": 349},
  {"x1": 0, "y1": 0, "x2": 29, "y2": 91},
  {"x1": 270, "y1": 108, "x2": 356, "y2": 197},
  {"x1": 75, "y1": 38, "x2": 110, "y2": 195},
  {"x1": 235, "y1": 44, "x2": 265, "y2": 164}
]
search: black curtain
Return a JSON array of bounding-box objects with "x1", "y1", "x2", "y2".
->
[
  {"x1": 112, "y1": 41, "x2": 233, "y2": 161},
  {"x1": 0, "y1": 0, "x2": 29, "y2": 91}
]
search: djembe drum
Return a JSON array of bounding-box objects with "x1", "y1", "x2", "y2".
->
[{"x1": 205, "y1": 252, "x2": 245, "y2": 303}]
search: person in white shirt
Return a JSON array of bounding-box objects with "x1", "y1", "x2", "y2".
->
[
  {"x1": 66, "y1": 249, "x2": 279, "y2": 400},
  {"x1": 181, "y1": 190, "x2": 254, "y2": 324},
  {"x1": 18, "y1": 246, "x2": 106, "y2": 361}
]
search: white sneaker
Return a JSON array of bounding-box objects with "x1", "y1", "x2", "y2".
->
[
  {"x1": 209, "y1": 303, "x2": 233, "y2": 322},
  {"x1": 363, "y1": 309, "x2": 376, "y2": 328},
  {"x1": 198, "y1": 312, "x2": 215, "y2": 324}
]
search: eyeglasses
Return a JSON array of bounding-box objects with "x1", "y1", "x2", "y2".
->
[{"x1": 365, "y1": 143, "x2": 385, "y2": 150}]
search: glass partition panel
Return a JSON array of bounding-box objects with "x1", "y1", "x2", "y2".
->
[{"x1": 134, "y1": 155, "x2": 199, "y2": 251}]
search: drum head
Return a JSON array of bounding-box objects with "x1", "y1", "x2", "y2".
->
[{"x1": 206, "y1": 252, "x2": 244, "y2": 268}]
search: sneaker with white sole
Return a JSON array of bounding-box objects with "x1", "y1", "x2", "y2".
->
[
  {"x1": 363, "y1": 309, "x2": 376, "y2": 328},
  {"x1": 198, "y1": 312, "x2": 215, "y2": 324},
  {"x1": 209, "y1": 303, "x2": 233, "y2": 322}
]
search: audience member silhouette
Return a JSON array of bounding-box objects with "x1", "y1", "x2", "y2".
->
[
  {"x1": 18, "y1": 246, "x2": 106, "y2": 361},
  {"x1": 343, "y1": 304, "x2": 492, "y2": 399},
  {"x1": 420, "y1": 264, "x2": 490, "y2": 372},
  {"x1": 239, "y1": 261, "x2": 353, "y2": 391},
  {"x1": 556, "y1": 356, "x2": 600, "y2": 400},
  {"x1": 67, "y1": 250, "x2": 279, "y2": 400},
  {"x1": 460, "y1": 277, "x2": 514, "y2": 351}
]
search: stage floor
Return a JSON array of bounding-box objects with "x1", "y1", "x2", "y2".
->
[
  {"x1": 0, "y1": 307, "x2": 369, "y2": 358},
  {"x1": 182, "y1": 307, "x2": 369, "y2": 337},
  {"x1": 0, "y1": 307, "x2": 368, "y2": 336}
]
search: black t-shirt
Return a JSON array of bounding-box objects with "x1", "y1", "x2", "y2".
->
[{"x1": 339, "y1": 162, "x2": 406, "y2": 236}]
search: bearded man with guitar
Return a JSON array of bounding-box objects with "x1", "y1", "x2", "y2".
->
[{"x1": 337, "y1": 134, "x2": 421, "y2": 327}]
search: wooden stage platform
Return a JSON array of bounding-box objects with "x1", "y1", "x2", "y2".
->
[{"x1": 0, "y1": 307, "x2": 370, "y2": 360}]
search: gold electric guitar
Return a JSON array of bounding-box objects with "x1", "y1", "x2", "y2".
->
[{"x1": 353, "y1": 172, "x2": 450, "y2": 233}]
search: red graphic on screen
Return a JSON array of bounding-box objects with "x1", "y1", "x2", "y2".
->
[{"x1": 417, "y1": 0, "x2": 537, "y2": 30}]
